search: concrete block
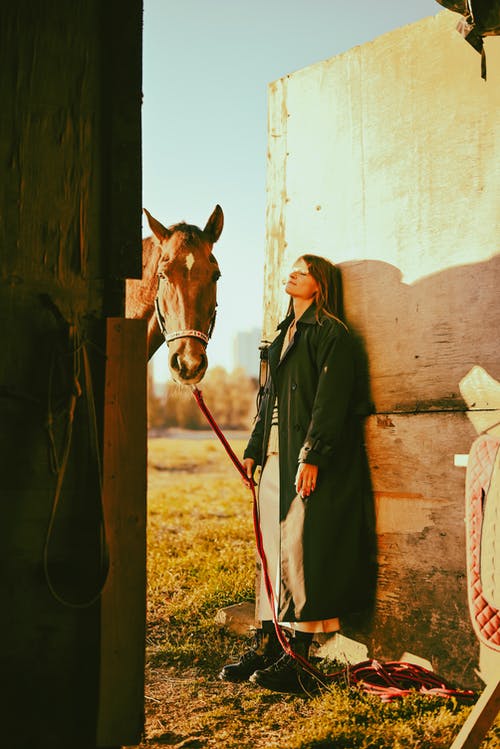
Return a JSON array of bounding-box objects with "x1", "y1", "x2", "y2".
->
[
  {"x1": 315, "y1": 633, "x2": 369, "y2": 664},
  {"x1": 215, "y1": 602, "x2": 255, "y2": 635}
]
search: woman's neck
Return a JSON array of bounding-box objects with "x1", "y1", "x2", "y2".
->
[{"x1": 292, "y1": 298, "x2": 315, "y2": 320}]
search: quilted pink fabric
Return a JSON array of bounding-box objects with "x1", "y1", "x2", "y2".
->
[{"x1": 465, "y1": 435, "x2": 500, "y2": 650}]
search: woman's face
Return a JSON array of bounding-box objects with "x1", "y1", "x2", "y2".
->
[{"x1": 285, "y1": 258, "x2": 319, "y2": 301}]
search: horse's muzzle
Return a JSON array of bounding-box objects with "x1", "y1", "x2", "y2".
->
[{"x1": 168, "y1": 340, "x2": 208, "y2": 385}]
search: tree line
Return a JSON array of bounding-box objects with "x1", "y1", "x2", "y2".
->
[{"x1": 148, "y1": 366, "x2": 259, "y2": 431}]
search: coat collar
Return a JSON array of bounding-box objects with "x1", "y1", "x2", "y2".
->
[
  {"x1": 277, "y1": 302, "x2": 318, "y2": 331},
  {"x1": 269, "y1": 303, "x2": 319, "y2": 375}
]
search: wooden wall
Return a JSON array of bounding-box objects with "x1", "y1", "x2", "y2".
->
[
  {"x1": 264, "y1": 11, "x2": 500, "y2": 687},
  {"x1": 0, "y1": 2, "x2": 144, "y2": 747}
]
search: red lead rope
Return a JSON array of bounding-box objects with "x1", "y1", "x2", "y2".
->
[
  {"x1": 192, "y1": 386, "x2": 322, "y2": 675},
  {"x1": 191, "y1": 387, "x2": 300, "y2": 662},
  {"x1": 191, "y1": 387, "x2": 477, "y2": 703}
]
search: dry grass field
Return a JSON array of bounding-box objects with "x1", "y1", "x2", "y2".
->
[{"x1": 137, "y1": 436, "x2": 499, "y2": 749}]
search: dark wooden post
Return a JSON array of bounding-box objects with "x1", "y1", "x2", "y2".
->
[{"x1": 0, "y1": 2, "x2": 144, "y2": 747}]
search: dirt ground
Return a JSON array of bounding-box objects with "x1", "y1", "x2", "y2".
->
[{"x1": 138, "y1": 663, "x2": 304, "y2": 749}]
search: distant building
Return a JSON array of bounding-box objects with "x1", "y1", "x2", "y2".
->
[{"x1": 233, "y1": 327, "x2": 261, "y2": 378}]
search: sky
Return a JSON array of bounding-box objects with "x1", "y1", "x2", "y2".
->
[{"x1": 142, "y1": 0, "x2": 440, "y2": 380}]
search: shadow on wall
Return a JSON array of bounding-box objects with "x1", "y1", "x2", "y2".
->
[
  {"x1": 339, "y1": 253, "x2": 500, "y2": 415},
  {"x1": 331, "y1": 253, "x2": 500, "y2": 686}
]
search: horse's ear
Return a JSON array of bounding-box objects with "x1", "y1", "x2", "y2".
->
[
  {"x1": 144, "y1": 208, "x2": 173, "y2": 243},
  {"x1": 203, "y1": 204, "x2": 224, "y2": 244}
]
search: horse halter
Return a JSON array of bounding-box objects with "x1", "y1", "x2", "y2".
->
[{"x1": 154, "y1": 293, "x2": 216, "y2": 346}]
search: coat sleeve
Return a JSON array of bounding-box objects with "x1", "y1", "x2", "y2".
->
[
  {"x1": 243, "y1": 381, "x2": 269, "y2": 466},
  {"x1": 298, "y1": 324, "x2": 355, "y2": 468}
]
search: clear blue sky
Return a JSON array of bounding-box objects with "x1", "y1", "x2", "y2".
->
[{"x1": 143, "y1": 0, "x2": 440, "y2": 379}]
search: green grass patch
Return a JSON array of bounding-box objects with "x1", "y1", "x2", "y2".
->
[{"x1": 147, "y1": 437, "x2": 255, "y2": 668}]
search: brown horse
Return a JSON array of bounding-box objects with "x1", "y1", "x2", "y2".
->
[{"x1": 126, "y1": 205, "x2": 224, "y2": 385}]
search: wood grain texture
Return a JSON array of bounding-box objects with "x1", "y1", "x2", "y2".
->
[
  {"x1": 449, "y1": 677, "x2": 500, "y2": 749},
  {"x1": 104, "y1": 0, "x2": 143, "y2": 282},
  {"x1": 1, "y1": 2, "x2": 143, "y2": 746},
  {"x1": 98, "y1": 318, "x2": 147, "y2": 746},
  {"x1": 342, "y1": 412, "x2": 479, "y2": 685}
]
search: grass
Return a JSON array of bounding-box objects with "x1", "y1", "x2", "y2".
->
[{"x1": 139, "y1": 436, "x2": 500, "y2": 749}]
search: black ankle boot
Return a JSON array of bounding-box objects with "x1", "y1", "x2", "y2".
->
[
  {"x1": 219, "y1": 627, "x2": 282, "y2": 682},
  {"x1": 249, "y1": 636, "x2": 316, "y2": 693}
]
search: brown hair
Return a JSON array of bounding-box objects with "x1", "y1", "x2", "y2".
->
[{"x1": 287, "y1": 254, "x2": 346, "y2": 325}]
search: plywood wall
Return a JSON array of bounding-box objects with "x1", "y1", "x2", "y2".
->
[{"x1": 265, "y1": 11, "x2": 500, "y2": 686}]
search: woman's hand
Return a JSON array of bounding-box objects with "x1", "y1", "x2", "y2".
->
[
  {"x1": 242, "y1": 457, "x2": 256, "y2": 488},
  {"x1": 295, "y1": 462, "x2": 319, "y2": 498}
]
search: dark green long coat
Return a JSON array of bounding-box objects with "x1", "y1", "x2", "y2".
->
[{"x1": 244, "y1": 304, "x2": 376, "y2": 622}]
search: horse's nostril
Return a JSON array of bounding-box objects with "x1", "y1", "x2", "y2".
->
[{"x1": 170, "y1": 353, "x2": 181, "y2": 372}]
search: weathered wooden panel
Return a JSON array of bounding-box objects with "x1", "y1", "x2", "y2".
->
[
  {"x1": 352, "y1": 412, "x2": 479, "y2": 685},
  {"x1": 1, "y1": 2, "x2": 143, "y2": 747},
  {"x1": 1, "y1": 3, "x2": 104, "y2": 283},
  {"x1": 265, "y1": 11, "x2": 500, "y2": 685},
  {"x1": 98, "y1": 318, "x2": 147, "y2": 745},
  {"x1": 264, "y1": 12, "x2": 500, "y2": 411},
  {"x1": 450, "y1": 677, "x2": 500, "y2": 749},
  {"x1": 341, "y1": 255, "x2": 500, "y2": 413},
  {"x1": 0, "y1": 328, "x2": 103, "y2": 746},
  {"x1": 264, "y1": 75, "x2": 289, "y2": 346},
  {"x1": 104, "y1": 0, "x2": 143, "y2": 282}
]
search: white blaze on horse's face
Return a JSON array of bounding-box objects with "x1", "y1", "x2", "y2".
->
[{"x1": 145, "y1": 205, "x2": 224, "y2": 385}]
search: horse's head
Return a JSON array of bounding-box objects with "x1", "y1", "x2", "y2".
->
[{"x1": 144, "y1": 205, "x2": 224, "y2": 385}]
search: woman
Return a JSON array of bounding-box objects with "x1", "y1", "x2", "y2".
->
[{"x1": 219, "y1": 255, "x2": 375, "y2": 693}]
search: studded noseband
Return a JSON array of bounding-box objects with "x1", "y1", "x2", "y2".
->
[{"x1": 154, "y1": 295, "x2": 215, "y2": 346}]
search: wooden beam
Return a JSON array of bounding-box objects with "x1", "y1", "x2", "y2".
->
[
  {"x1": 450, "y1": 678, "x2": 500, "y2": 749},
  {"x1": 104, "y1": 0, "x2": 143, "y2": 281},
  {"x1": 97, "y1": 318, "x2": 147, "y2": 746}
]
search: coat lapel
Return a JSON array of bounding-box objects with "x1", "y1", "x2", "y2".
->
[{"x1": 270, "y1": 304, "x2": 318, "y2": 374}]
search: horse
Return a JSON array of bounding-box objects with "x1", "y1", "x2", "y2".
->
[{"x1": 126, "y1": 205, "x2": 224, "y2": 385}]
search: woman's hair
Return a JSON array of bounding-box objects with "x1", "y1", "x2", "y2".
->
[{"x1": 287, "y1": 254, "x2": 345, "y2": 325}]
